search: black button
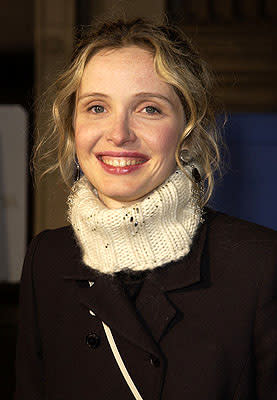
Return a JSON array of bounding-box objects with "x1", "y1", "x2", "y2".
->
[
  {"x1": 86, "y1": 333, "x2": 100, "y2": 349},
  {"x1": 149, "y1": 355, "x2": 160, "y2": 367}
]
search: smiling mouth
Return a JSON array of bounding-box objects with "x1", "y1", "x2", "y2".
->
[{"x1": 99, "y1": 156, "x2": 147, "y2": 167}]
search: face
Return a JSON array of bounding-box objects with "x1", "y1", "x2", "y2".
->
[{"x1": 74, "y1": 45, "x2": 185, "y2": 209}]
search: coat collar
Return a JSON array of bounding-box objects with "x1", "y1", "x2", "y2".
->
[{"x1": 63, "y1": 209, "x2": 212, "y2": 358}]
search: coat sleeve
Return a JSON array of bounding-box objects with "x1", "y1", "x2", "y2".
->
[
  {"x1": 14, "y1": 231, "x2": 48, "y2": 400},
  {"x1": 254, "y1": 241, "x2": 277, "y2": 399}
]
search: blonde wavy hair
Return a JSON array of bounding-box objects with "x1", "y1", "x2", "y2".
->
[{"x1": 32, "y1": 17, "x2": 222, "y2": 204}]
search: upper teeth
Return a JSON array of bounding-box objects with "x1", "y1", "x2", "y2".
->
[{"x1": 101, "y1": 157, "x2": 145, "y2": 167}]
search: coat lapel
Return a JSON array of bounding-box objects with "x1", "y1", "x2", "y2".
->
[
  {"x1": 63, "y1": 212, "x2": 210, "y2": 356},
  {"x1": 63, "y1": 253, "x2": 161, "y2": 357},
  {"x1": 135, "y1": 218, "x2": 210, "y2": 343}
]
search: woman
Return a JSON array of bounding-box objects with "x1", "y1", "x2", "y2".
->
[{"x1": 15, "y1": 18, "x2": 277, "y2": 399}]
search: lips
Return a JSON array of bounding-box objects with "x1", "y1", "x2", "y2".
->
[
  {"x1": 95, "y1": 151, "x2": 149, "y2": 175},
  {"x1": 95, "y1": 151, "x2": 149, "y2": 160}
]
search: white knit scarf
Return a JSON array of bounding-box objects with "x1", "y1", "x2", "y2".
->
[{"x1": 67, "y1": 167, "x2": 202, "y2": 275}]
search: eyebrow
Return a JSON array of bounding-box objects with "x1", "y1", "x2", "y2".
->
[
  {"x1": 78, "y1": 91, "x2": 174, "y2": 106},
  {"x1": 134, "y1": 92, "x2": 174, "y2": 106},
  {"x1": 78, "y1": 92, "x2": 108, "y2": 101}
]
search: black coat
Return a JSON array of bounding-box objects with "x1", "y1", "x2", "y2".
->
[{"x1": 15, "y1": 209, "x2": 277, "y2": 399}]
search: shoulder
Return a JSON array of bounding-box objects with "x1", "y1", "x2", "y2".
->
[
  {"x1": 203, "y1": 209, "x2": 277, "y2": 295},
  {"x1": 204, "y1": 208, "x2": 277, "y2": 282},
  {"x1": 29, "y1": 225, "x2": 77, "y2": 254},
  {"x1": 205, "y1": 208, "x2": 277, "y2": 245},
  {"x1": 23, "y1": 225, "x2": 80, "y2": 279}
]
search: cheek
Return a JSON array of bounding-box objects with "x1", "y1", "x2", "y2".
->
[
  {"x1": 74, "y1": 123, "x2": 97, "y2": 153},
  {"x1": 149, "y1": 123, "x2": 180, "y2": 155}
]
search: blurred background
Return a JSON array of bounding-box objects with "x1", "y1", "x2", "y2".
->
[{"x1": 0, "y1": 0, "x2": 276, "y2": 397}]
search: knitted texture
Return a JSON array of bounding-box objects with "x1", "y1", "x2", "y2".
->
[{"x1": 67, "y1": 167, "x2": 201, "y2": 274}]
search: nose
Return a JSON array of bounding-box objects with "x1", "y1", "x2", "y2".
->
[{"x1": 106, "y1": 112, "x2": 136, "y2": 146}]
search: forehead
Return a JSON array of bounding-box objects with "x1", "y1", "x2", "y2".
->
[{"x1": 79, "y1": 45, "x2": 175, "y2": 98}]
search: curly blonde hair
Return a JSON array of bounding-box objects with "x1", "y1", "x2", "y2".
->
[{"x1": 32, "y1": 17, "x2": 222, "y2": 204}]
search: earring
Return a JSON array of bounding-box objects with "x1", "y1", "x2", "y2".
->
[
  {"x1": 179, "y1": 149, "x2": 201, "y2": 181},
  {"x1": 74, "y1": 156, "x2": 81, "y2": 181},
  {"x1": 179, "y1": 149, "x2": 205, "y2": 222},
  {"x1": 179, "y1": 149, "x2": 191, "y2": 166}
]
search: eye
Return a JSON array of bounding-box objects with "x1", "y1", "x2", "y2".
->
[
  {"x1": 89, "y1": 105, "x2": 105, "y2": 113},
  {"x1": 143, "y1": 106, "x2": 161, "y2": 114}
]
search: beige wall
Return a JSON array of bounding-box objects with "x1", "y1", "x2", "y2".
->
[{"x1": 34, "y1": 0, "x2": 75, "y2": 234}]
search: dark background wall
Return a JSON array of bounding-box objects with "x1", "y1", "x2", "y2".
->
[
  {"x1": 211, "y1": 113, "x2": 277, "y2": 231},
  {"x1": 166, "y1": 0, "x2": 277, "y2": 230},
  {"x1": 0, "y1": 0, "x2": 34, "y2": 105},
  {"x1": 0, "y1": 1, "x2": 33, "y2": 397}
]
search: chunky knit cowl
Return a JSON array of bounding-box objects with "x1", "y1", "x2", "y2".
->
[{"x1": 67, "y1": 167, "x2": 202, "y2": 275}]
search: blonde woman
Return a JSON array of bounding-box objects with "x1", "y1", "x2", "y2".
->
[{"x1": 15, "y1": 19, "x2": 277, "y2": 400}]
